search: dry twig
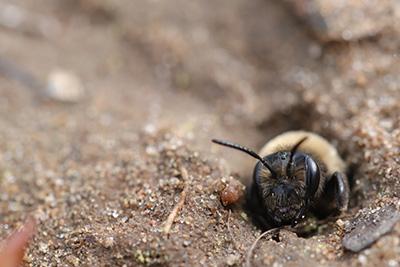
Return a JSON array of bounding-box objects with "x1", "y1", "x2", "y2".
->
[{"x1": 163, "y1": 166, "x2": 189, "y2": 235}]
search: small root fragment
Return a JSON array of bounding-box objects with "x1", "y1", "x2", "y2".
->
[
  {"x1": 245, "y1": 227, "x2": 281, "y2": 267},
  {"x1": 163, "y1": 166, "x2": 189, "y2": 235}
]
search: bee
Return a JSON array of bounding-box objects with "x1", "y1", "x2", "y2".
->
[{"x1": 212, "y1": 130, "x2": 349, "y2": 228}]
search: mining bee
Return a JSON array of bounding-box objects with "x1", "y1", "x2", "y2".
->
[{"x1": 212, "y1": 131, "x2": 349, "y2": 228}]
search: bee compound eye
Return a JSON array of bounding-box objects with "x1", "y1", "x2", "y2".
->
[{"x1": 304, "y1": 156, "x2": 320, "y2": 199}]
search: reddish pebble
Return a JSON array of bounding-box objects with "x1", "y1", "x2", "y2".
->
[{"x1": 220, "y1": 177, "x2": 245, "y2": 206}]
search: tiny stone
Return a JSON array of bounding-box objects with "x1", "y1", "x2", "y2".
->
[
  {"x1": 143, "y1": 124, "x2": 156, "y2": 134},
  {"x1": 336, "y1": 219, "x2": 345, "y2": 228},
  {"x1": 46, "y1": 69, "x2": 85, "y2": 102},
  {"x1": 38, "y1": 242, "x2": 48, "y2": 252},
  {"x1": 66, "y1": 255, "x2": 80, "y2": 267},
  {"x1": 103, "y1": 236, "x2": 115, "y2": 248},
  {"x1": 0, "y1": 4, "x2": 25, "y2": 28},
  {"x1": 219, "y1": 177, "x2": 244, "y2": 206},
  {"x1": 226, "y1": 254, "x2": 240, "y2": 266},
  {"x1": 111, "y1": 210, "x2": 119, "y2": 218},
  {"x1": 145, "y1": 146, "x2": 158, "y2": 155},
  {"x1": 358, "y1": 255, "x2": 367, "y2": 265}
]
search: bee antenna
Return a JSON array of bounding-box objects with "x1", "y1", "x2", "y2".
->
[
  {"x1": 286, "y1": 137, "x2": 308, "y2": 176},
  {"x1": 212, "y1": 139, "x2": 276, "y2": 176}
]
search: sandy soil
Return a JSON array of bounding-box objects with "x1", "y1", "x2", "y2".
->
[{"x1": 0, "y1": 0, "x2": 399, "y2": 266}]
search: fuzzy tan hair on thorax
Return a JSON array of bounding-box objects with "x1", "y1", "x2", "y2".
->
[{"x1": 259, "y1": 131, "x2": 345, "y2": 175}]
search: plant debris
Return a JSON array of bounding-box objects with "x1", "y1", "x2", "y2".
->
[{"x1": 0, "y1": 218, "x2": 36, "y2": 267}]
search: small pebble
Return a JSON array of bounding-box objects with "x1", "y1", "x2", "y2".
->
[
  {"x1": 145, "y1": 145, "x2": 158, "y2": 155},
  {"x1": 219, "y1": 177, "x2": 245, "y2": 206},
  {"x1": 225, "y1": 254, "x2": 240, "y2": 266},
  {"x1": 336, "y1": 219, "x2": 345, "y2": 228},
  {"x1": 358, "y1": 255, "x2": 367, "y2": 265},
  {"x1": 46, "y1": 69, "x2": 85, "y2": 102},
  {"x1": 103, "y1": 236, "x2": 115, "y2": 248},
  {"x1": 66, "y1": 255, "x2": 80, "y2": 267}
]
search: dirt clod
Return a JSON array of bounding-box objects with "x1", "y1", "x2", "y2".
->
[{"x1": 219, "y1": 176, "x2": 245, "y2": 207}]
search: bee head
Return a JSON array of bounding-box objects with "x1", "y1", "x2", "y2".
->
[
  {"x1": 212, "y1": 137, "x2": 321, "y2": 226},
  {"x1": 254, "y1": 138, "x2": 321, "y2": 225},
  {"x1": 256, "y1": 166, "x2": 306, "y2": 225}
]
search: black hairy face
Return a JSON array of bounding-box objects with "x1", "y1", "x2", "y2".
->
[
  {"x1": 253, "y1": 151, "x2": 317, "y2": 225},
  {"x1": 262, "y1": 182, "x2": 305, "y2": 224}
]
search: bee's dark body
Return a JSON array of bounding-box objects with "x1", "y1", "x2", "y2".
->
[{"x1": 212, "y1": 131, "x2": 349, "y2": 229}]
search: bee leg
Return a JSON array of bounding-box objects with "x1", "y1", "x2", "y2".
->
[{"x1": 330, "y1": 171, "x2": 350, "y2": 212}]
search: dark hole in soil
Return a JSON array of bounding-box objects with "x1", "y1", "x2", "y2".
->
[{"x1": 271, "y1": 232, "x2": 281, "y2": 242}]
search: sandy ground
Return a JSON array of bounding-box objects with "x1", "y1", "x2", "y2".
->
[{"x1": 0, "y1": 0, "x2": 399, "y2": 266}]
